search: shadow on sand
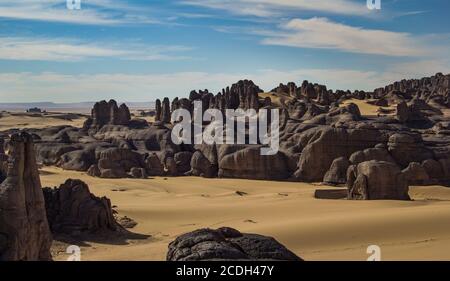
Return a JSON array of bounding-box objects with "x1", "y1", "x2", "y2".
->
[
  {"x1": 314, "y1": 189, "x2": 348, "y2": 200},
  {"x1": 53, "y1": 229, "x2": 151, "y2": 247}
]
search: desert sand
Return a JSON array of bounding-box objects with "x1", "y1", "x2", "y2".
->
[
  {"x1": 2, "y1": 106, "x2": 450, "y2": 261},
  {"x1": 40, "y1": 166, "x2": 450, "y2": 261},
  {"x1": 0, "y1": 99, "x2": 388, "y2": 130},
  {"x1": 260, "y1": 92, "x2": 294, "y2": 107},
  {"x1": 342, "y1": 99, "x2": 395, "y2": 117},
  {"x1": 0, "y1": 112, "x2": 87, "y2": 130}
]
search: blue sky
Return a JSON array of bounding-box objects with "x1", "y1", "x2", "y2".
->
[{"x1": 0, "y1": 0, "x2": 449, "y2": 102}]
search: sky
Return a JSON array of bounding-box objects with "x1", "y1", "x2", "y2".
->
[{"x1": 0, "y1": 0, "x2": 449, "y2": 103}]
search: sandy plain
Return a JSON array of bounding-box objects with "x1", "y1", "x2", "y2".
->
[{"x1": 1, "y1": 100, "x2": 450, "y2": 261}]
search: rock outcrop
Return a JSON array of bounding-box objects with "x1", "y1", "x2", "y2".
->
[
  {"x1": 15, "y1": 74, "x2": 450, "y2": 186},
  {"x1": 218, "y1": 145, "x2": 290, "y2": 180},
  {"x1": 0, "y1": 133, "x2": 52, "y2": 261},
  {"x1": 83, "y1": 99, "x2": 131, "y2": 130},
  {"x1": 42, "y1": 179, "x2": 121, "y2": 234},
  {"x1": 387, "y1": 133, "x2": 433, "y2": 168},
  {"x1": 95, "y1": 148, "x2": 144, "y2": 178},
  {"x1": 323, "y1": 157, "x2": 350, "y2": 185},
  {"x1": 347, "y1": 160, "x2": 410, "y2": 200},
  {"x1": 294, "y1": 127, "x2": 385, "y2": 182},
  {"x1": 189, "y1": 150, "x2": 217, "y2": 178},
  {"x1": 167, "y1": 227, "x2": 302, "y2": 261}
]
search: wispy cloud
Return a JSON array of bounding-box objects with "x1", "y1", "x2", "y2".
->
[
  {"x1": 0, "y1": 37, "x2": 193, "y2": 61},
  {"x1": 0, "y1": 0, "x2": 159, "y2": 25},
  {"x1": 260, "y1": 17, "x2": 432, "y2": 57},
  {"x1": 181, "y1": 0, "x2": 369, "y2": 17},
  {"x1": 395, "y1": 10, "x2": 429, "y2": 18}
]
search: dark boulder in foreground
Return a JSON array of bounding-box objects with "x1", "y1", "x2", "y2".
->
[
  {"x1": 347, "y1": 160, "x2": 410, "y2": 200},
  {"x1": 43, "y1": 179, "x2": 122, "y2": 235},
  {"x1": 167, "y1": 227, "x2": 302, "y2": 261},
  {"x1": 0, "y1": 133, "x2": 52, "y2": 261}
]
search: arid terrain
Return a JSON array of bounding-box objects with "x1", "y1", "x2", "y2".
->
[
  {"x1": 40, "y1": 166, "x2": 450, "y2": 261},
  {"x1": 1, "y1": 74, "x2": 449, "y2": 261},
  {"x1": 1, "y1": 97, "x2": 449, "y2": 261}
]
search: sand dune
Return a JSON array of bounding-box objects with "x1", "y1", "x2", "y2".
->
[
  {"x1": 40, "y1": 166, "x2": 450, "y2": 261},
  {"x1": 342, "y1": 99, "x2": 395, "y2": 117},
  {"x1": 0, "y1": 112, "x2": 87, "y2": 130},
  {"x1": 2, "y1": 109, "x2": 449, "y2": 261}
]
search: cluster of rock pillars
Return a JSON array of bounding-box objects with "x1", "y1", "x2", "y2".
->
[{"x1": 1, "y1": 73, "x2": 449, "y2": 260}]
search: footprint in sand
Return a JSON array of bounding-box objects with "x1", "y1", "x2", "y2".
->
[{"x1": 235, "y1": 191, "x2": 248, "y2": 196}]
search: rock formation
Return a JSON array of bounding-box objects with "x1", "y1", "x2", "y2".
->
[
  {"x1": 167, "y1": 227, "x2": 302, "y2": 261},
  {"x1": 42, "y1": 179, "x2": 121, "y2": 234},
  {"x1": 93, "y1": 148, "x2": 144, "y2": 178},
  {"x1": 161, "y1": 97, "x2": 171, "y2": 123},
  {"x1": 155, "y1": 99, "x2": 162, "y2": 122},
  {"x1": 294, "y1": 127, "x2": 385, "y2": 182},
  {"x1": 0, "y1": 133, "x2": 52, "y2": 261},
  {"x1": 218, "y1": 145, "x2": 290, "y2": 180},
  {"x1": 83, "y1": 99, "x2": 131, "y2": 130},
  {"x1": 347, "y1": 160, "x2": 410, "y2": 200},
  {"x1": 16, "y1": 73, "x2": 450, "y2": 188},
  {"x1": 323, "y1": 157, "x2": 350, "y2": 185}
]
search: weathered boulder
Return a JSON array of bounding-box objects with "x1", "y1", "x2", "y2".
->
[
  {"x1": 87, "y1": 164, "x2": 101, "y2": 177},
  {"x1": 439, "y1": 159, "x2": 450, "y2": 180},
  {"x1": 402, "y1": 162, "x2": 430, "y2": 185},
  {"x1": 421, "y1": 159, "x2": 444, "y2": 180},
  {"x1": 165, "y1": 157, "x2": 178, "y2": 176},
  {"x1": 304, "y1": 103, "x2": 361, "y2": 125},
  {"x1": 167, "y1": 227, "x2": 302, "y2": 261},
  {"x1": 35, "y1": 143, "x2": 80, "y2": 165},
  {"x1": 189, "y1": 150, "x2": 217, "y2": 178},
  {"x1": 145, "y1": 153, "x2": 165, "y2": 176},
  {"x1": 396, "y1": 100, "x2": 432, "y2": 127},
  {"x1": 388, "y1": 133, "x2": 434, "y2": 167},
  {"x1": 347, "y1": 160, "x2": 410, "y2": 200},
  {"x1": 294, "y1": 127, "x2": 385, "y2": 182},
  {"x1": 97, "y1": 148, "x2": 143, "y2": 178},
  {"x1": 396, "y1": 101, "x2": 410, "y2": 123},
  {"x1": 323, "y1": 157, "x2": 350, "y2": 185},
  {"x1": 174, "y1": 151, "x2": 193, "y2": 174},
  {"x1": 0, "y1": 133, "x2": 52, "y2": 261},
  {"x1": 57, "y1": 148, "x2": 95, "y2": 171},
  {"x1": 42, "y1": 179, "x2": 121, "y2": 234},
  {"x1": 218, "y1": 145, "x2": 289, "y2": 180},
  {"x1": 130, "y1": 167, "x2": 147, "y2": 179},
  {"x1": 349, "y1": 147, "x2": 395, "y2": 165}
]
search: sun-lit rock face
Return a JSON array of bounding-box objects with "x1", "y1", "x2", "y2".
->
[{"x1": 0, "y1": 132, "x2": 52, "y2": 261}]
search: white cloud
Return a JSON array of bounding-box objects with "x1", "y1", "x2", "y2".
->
[
  {"x1": 182, "y1": 0, "x2": 368, "y2": 17},
  {"x1": 377, "y1": 59, "x2": 450, "y2": 83},
  {"x1": 0, "y1": 0, "x2": 158, "y2": 25},
  {"x1": 260, "y1": 17, "x2": 432, "y2": 57},
  {"x1": 0, "y1": 37, "x2": 192, "y2": 61},
  {"x1": 1, "y1": 63, "x2": 448, "y2": 102}
]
